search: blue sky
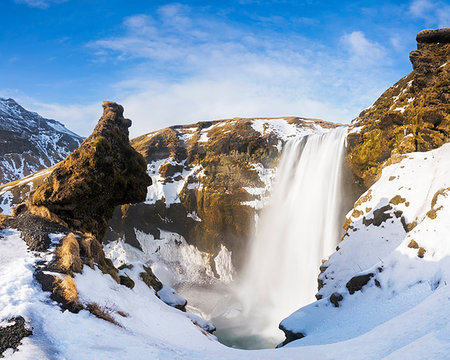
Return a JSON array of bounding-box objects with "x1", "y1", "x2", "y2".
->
[{"x1": 1, "y1": 0, "x2": 449, "y2": 137}]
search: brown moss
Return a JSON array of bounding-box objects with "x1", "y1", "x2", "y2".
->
[
  {"x1": 86, "y1": 303, "x2": 120, "y2": 326},
  {"x1": 390, "y1": 195, "x2": 406, "y2": 205},
  {"x1": 408, "y1": 239, "x2": 419, "y2": 249},
  {"x1": 417, "y1": 247, "x2": 426, "y2": 258},
  {"x1": 354, "y1": 189, "x2": 372, "y2": 208},
  {"x1": 31, "y1": 102, "x2": 151, "y2": 240},
  {"x1": 352, "y1": 209, "x2": 363, "y2": 218},
  {"x1": 140, "y1": 265, "x2": 163, "y2": 292},
  {"x1": 53, "y1": 233, "x2": 83, "y2": 275},
  {"x1": 431, "y1": 187, "x2": 450, "y2": 208},
  {"x1": 406, "y1": 220, "x2": 418, "y2": 232}
]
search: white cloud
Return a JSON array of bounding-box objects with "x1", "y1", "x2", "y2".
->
[
  {"x1": 83, "y1": 7, "x2": 400, "y2": 138},
  {"x1": 340, "y1": 31, "x2": 386, "y2": 65},
  {"x1": 6, "y1": 4, "x2": 395, "y2": 138},
  {"x1": 14, "y1": 0, "x2": 67, "y2": 9},
  {"x1": 409, "y1": 0, "x2": 450, "y2": 28}
]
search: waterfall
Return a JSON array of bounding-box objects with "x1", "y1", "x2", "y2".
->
[{"x1": 238, "y1": 126, "x2": 348, "y2": 339}]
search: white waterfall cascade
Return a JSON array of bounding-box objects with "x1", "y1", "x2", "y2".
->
[{"x1": 238, "y1": 126, "x2": 348, "y2": 339}]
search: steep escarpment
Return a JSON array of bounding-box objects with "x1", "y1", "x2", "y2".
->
[
  {"x1": 347, "y1": 28, "x2": 450, "y2": 188},
  {"x1": 106, "y1": 117, "x2": 339, "y2": 272},
  {"x1": 0, "y1": 98, "x2": 83, "y2": 186}
]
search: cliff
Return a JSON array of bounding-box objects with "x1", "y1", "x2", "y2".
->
[{"x1": 347, "y1": 28, "x2": 450, "y2": 187}]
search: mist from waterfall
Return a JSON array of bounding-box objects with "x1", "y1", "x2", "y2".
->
[{"x1": 237, "y1": 126, "x2": 348, "y2": 341}]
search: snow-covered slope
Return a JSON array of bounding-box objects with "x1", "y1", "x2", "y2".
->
[
  {"x1": 0, "y1": 98, "x2": 83, "y2": 185},
  {"x1": 279, "y1": 142, "x2": 450, "y2": 358}
]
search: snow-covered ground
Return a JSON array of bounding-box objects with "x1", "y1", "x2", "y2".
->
[{"x1": 4, "y1": 220, "x2": 448, "y2": 359}]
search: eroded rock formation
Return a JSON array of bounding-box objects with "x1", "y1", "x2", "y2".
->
[{"x1": 2, "y1": 102, "x2": 152, "y2": 314}]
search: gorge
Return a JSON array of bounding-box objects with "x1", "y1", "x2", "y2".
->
[{"x1": 0, "y1": 27, "x2": 449, "y2": 359}]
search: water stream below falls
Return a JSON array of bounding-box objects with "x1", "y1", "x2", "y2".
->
[{"x1": 176, "y1": 127, "x2": 349, "y2": 349}]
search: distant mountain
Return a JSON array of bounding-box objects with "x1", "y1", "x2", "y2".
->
[{"x1": 0, "y1": 98, "x2": 83, "y2": 185}]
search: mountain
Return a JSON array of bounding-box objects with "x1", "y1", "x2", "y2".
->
[
  {"x1": 0, "y1": 98, "x2": 83, "y2": 185},
  {"x1": 278, "y1": 28, "x2": 450, "y2": 353}
]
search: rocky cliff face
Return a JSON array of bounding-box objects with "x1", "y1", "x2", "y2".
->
[
  {"x1": 0, "y1": 98, "x2": 83, "y2": 185},
  {"x1": 347, "y1": 28, "x2": 450, "y2": 188},
  {"x1": 105, "y1": 117, "x2": 339, "y2": 274},
  {"x1": 1, "y1": 101, "x2": 152, "y2": 313},
  {"x1": 30, "y1": 102, "x2": 151, "y2": 239}
]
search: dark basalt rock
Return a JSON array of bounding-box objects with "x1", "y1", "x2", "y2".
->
[
  {"x1": 346, "y1": 273, "x2": 374, "y2": 295},
  {"x1": 0, "y1": 316, "x2": 32, "y2": 356},
  {"x1": 417, "y1": 28, "x2": 450, "y2": 44},
  {"x1": 330, "y1": 292, "x2": 343, "y2": 307},
  {"x1": 6, "y1": 212, "x2": 68, "y2": 251},
  {"x1": 277, "y1": 324, "x2": 305, "y2": 348}
]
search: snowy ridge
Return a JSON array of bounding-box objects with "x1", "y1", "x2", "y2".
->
[{"x1": 0, "y1": 98, "x2": 82, "y2": 185}]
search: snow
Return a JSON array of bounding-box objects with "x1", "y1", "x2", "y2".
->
[
  {"x1": 241, "y1": 163, "x2": 276, "y2": 210},
  {"x1": 145, "y1": 160, "x2": 203, "y2": 207},
  {"x1": 187, "y1": 211, "x2": 202, "y2": 222},
  {"x1": 104, "y1": 229, "x2": 235, "y2": 287},
  {"x1": 0, "y1": 229, "x2": 223, "y2": 360},
  {"x1": 0, "y1": 191, "x2": 13, "y2": 215},
  {"x1": 251, "y1": 118, "x2": 323, "y2": 141}
]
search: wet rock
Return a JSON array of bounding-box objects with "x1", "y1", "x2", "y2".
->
[
  {"x1": 330, "y1": 292, "x2": 343, "y2": 307},
  {"x1": 119, "y1": 275, "x2": 135, "y2": 289},
  {"x1": 346, "y1": 273, "x2": 374, "y2": 294},
  {"x1": 6, "y1": 212, "x2": 68, "y2": 251},
  {"x1": 140, "y1": 265, "x2": 163, "y2": 293},
  {"x1": 277, "y1": 324, "x2": 305, "y2": 348},
  {"x1": 0, "y1": 316, "x2": 32, "y2": 357}
]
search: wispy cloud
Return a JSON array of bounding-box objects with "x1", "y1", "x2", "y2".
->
[
  {"x1": 14, "y1": 0, "x2": 67, "y2": 9},
  {"x1": 83, "y1": 4, "x2": 401, "y2": 137},
  {"x1": 341, "y1": 31, "x2": 386, "y2": 66},
  {"x1": 409, "y1": 0, "x2": 450, "y2": 28}
]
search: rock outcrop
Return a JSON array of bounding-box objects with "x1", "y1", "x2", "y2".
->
[
  {"x1": 347, "y1": 28, "x2": 450, "y2": 188},
  {"x1": 3, "y1": 102, "x2": 151, "y2": 313},
  {"x1": 30, "y1": 101, "x2": 151, "y2": 239}
]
